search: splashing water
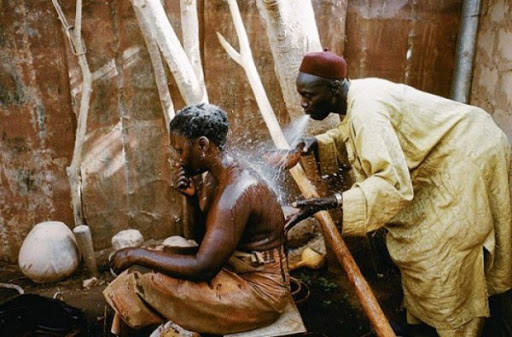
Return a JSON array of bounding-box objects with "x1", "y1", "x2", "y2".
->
[
  {"x1": 283, "y1": 115, "x2": 311, "y2": 147},
  {"x1": 230, "y1": 116, "x2": 310, "y2": 203}
]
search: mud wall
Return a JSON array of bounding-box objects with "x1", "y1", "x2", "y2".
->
[
  {"x1": 0, "y1": 0, "x2": 463, "y2": 263},
  {"x1": 470, "y1": 0, "x2": 512, "y2": 142}
]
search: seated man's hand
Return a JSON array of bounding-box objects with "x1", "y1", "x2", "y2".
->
[
  {"x1": 173, "y1": 163, "x2": 196, "y2": 197},
  {"x1": 110, "y1": 248, "x2": 137, "y2": 275},
  {"x1": 285, "y1": 196, "x2": 337, "y2": 234}
]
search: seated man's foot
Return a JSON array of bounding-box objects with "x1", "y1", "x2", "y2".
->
[{"x1": 150, "y1": 321, "x2": 200, "y2": 337}]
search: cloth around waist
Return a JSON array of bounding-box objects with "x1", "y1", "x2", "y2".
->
[{"x1": 227, "y1": 246, "x2": 287, "y2": 276}]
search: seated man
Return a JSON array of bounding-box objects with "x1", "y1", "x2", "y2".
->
[{"x1": 104, "y1": 103, "x2": 290, "y2": 336}]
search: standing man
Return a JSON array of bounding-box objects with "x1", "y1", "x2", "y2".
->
[{"x1": 285, "y1": 51, "x2": 512, "y2": 336}]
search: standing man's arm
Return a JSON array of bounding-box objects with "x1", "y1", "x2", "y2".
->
[
  {"x1": 341, "y1": 108, "x2": 413, "y2": 235},
  {"x1": 284, "y1": 128, "x2": 347, "y2": 231},
  {"x1": 287, "y1": 106, "x2": 414, "y2": 235}
]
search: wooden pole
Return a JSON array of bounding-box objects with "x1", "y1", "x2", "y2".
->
[
  {"x1": 132, "y1": 0, "x2": 207, "y2": 105},
  {"x1": 218, "y1": 1, "x2": 395, "y2": 336},
  {"x1": 181, "y1": 0, "x2": 207, "y2": 101},
  {"x1": 52, "y1": 0, "x2": 92, "y2": 228},
  {"x1": 73, "y1": 225, "x2": 99, "y2": 278},
  {"x1": 130, "y1": 0, "x2": 175, "y2": 130},
  {"x1": 53, "y1": 0, "x2": 101, "y2": 280}
]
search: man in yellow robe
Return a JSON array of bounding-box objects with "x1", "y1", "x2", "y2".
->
[{"x1": 285, "y1": 51, "x2": 512, "y2": 336}]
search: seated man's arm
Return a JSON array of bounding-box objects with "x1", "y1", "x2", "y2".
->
[{"x1": 111, "y1": 182, "x2": 251, "y2": 282}]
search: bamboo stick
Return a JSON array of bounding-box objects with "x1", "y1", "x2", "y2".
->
[{"x1": 218, "y1": 1, "x2": 395, "y2": 336}]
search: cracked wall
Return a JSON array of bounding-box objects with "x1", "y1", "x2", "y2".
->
[{"x1": 471, "y1": 0, "x2": 512, "y2": 142}]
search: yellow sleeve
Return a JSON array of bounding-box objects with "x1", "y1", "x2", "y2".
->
[
  {"x1": 342, "y1": 112, "x2": 414, "y2": 236},
  {"x1": 316, "y1": 128, "x2": 345, "y2": 176}
]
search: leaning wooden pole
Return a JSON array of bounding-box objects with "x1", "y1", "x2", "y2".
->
[
  {"x1": 130, "y1": 0, "x2": 175, "y2": 131},
  {"x1": 218, "y1": 1, "x2": 395, "y2": 336},
  {"x1": 132, "y1": 0, "x2": 207, "y2": 105},
  {"x1": 180, "y1": 0, "x2": 208, "y2": 100}
]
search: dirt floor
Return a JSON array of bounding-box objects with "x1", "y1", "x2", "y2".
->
[
  {"x1": 0, "y1": 254, "x2": 419, "y2": 337},
  {"x1": 1, "y1": 233, "x2": 510, "y2": 336},
  {"x1": 3, "y1": 242, "x2": 511, "y2": 337}
]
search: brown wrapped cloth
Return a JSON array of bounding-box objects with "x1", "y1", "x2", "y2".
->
[{"x1": 103, "y1": 247, "x2": 290, "y2": 335}]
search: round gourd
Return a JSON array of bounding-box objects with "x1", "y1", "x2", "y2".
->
[{"x1": 18, "y1": 221, "x2": 80, "y2": 284}]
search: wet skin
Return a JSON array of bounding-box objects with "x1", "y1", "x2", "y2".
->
[{"x1": 111, "y1": 132, "x2": 285, "y2": 282}]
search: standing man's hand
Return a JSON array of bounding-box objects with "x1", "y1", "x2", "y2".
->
[
  {"x1": 263, "y1": 148, "x2": 303, "y2": 170},
  {"x1": 263, "y1": 137, "x2": 319, "y2": 170},
  {"x1": 295, "y1": 136, "x2": 318, "y2": 155},
  {"x1": 173, "y1": 163, "x2": 196, "y2": 197},
  {"x1": 285, "y1": 194, "x2": 340, "y2": 233}
]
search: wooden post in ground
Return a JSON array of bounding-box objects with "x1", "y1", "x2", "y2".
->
[{"x1": 218, "y1": 1, "x2": 395, "y2": 336}]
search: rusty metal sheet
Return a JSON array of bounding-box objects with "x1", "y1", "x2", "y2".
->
[
  {"x1": 345, "y1": 0, "x2": 462, "y2": 97},
  {"x1": 0, "y1": 0, "x2": 75, "y2": 263},
  {"x1": 314, "y1": 0, "x2": 348, "y2": 56},
  {"x1": 70, "y1": 0, "x2": 182, "y2": 252}
]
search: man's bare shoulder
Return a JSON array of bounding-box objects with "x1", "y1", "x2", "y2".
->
[
  {"x1": 225, "y1": 169, "x2": 263, "y2": 196},
  {"x1": 212, "y1": 167, "x2": 271, "y2": 206},
  {"x1": 202, "y1": 169, "x2": 267, "y2": 225}
]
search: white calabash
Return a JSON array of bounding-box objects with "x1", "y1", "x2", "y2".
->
[
  {"x1": 18, "y1": 221, "x2": 80, "y2": 284},
  {"x1": 111, "y1": 229, "x2": 144, "y2": 250}
]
